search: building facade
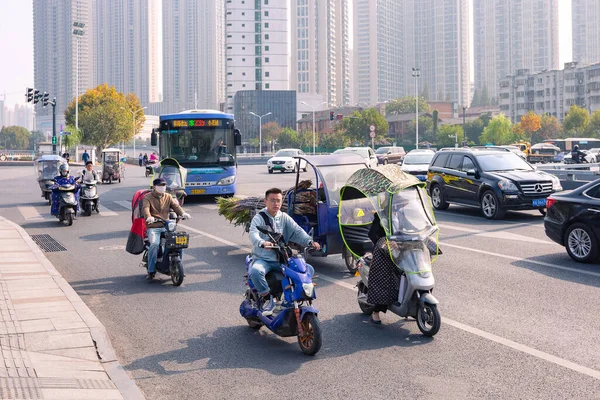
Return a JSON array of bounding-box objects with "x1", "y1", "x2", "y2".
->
[
  {"x1": 474, "y1": 0, "x2": 559, "y2": 101},
  {"x1": 572, "y1": 0, "x2": 600, "y2": 66},
  {"x1": 161, "y1": 0, "x2": 225, "y2": 114},
  {"x1": 33, "y1": 0, "x2": 94, "y2": 130},
  {"x1": 225, "y1": 0, "x2": 290, "y2": 113},
  {"x1": 292, "y1": 0, "x2": 351, "y2": 112},
  {"x1": 498, "y1": 62, "x2": 600, "y2": 123}
]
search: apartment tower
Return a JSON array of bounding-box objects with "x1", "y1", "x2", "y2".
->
[{"x1": 572, "y1": 0, "x2": 600, "y2": 65}]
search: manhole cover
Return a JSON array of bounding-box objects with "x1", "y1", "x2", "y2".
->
[{"x1": 30, "y1": 234, "x2": 67, "y2": 252}]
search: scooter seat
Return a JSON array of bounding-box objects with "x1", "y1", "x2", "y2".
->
[{"x1": 265, "y1": 271, "x2": 285, "y2": 297}]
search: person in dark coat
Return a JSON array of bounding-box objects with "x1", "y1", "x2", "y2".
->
[{"x1": 366, "y1": 213, "x2": 401, "y2": 324}]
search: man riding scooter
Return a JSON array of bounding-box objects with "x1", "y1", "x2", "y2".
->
[{"x1": 51, "y1": 164, "x2": 80, "y2": 220}]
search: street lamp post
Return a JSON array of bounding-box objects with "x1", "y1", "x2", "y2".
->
[
  {"x1": 462, "y1": 106, "x2": 466, "y2": 146},
  {"x1": 301, "y1": 101, "x2": 328, "y2": 155},
  {"x1": 122, "y1": 106, "x2": 147, "y2": 158},
  {"x1": 249, "y1": 112, "x2": 272, "y2": 156},
  {"x1": 72, "y1": 22, "x2": 85, "y2": 131},
  {"x1": 412, "y1": 67, "x2": 421, "y2": 149}
]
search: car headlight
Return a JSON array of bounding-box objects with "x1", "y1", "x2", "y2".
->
[
  {"x1": 302, "y1": 283, "x2": 315, "y2": 297},
  {"x1": 285, "y1": 160, "x2": 294, "y2": 164},
  {"x1": 217, "y1": 175, "x2": 236, "y2": 185},
  {"x1": 497, "y1": 180, "x2": 518, "y2": 191},
  {"x1": 550, "y1": 175, "x2": 562, "y2": 191},
  {"x1": 267, "y1": 160, "x2": 272, "y2": 166}
]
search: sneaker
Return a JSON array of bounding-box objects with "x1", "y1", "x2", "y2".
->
[
  {"x1": 271, "y1": 300, "x2": 283, "y2": 315},
  {"x1": 260, "y1": 295, "x2": 275, "y2": 316},
  {"x1": 146, "y1": 272, "x2": 156, "y2": 280}
]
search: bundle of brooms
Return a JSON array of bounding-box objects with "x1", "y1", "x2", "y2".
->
[{"x1": 216, "y1": 180, "x2": 317, "y2": 230}]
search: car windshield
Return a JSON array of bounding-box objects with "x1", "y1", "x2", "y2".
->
[
  {"x1": 375, "y1": 147, "x2": 390, "y2": 154},
  {"x1": 341, "y1": 149, "x2": 368, "y2": 158},
  {"x1": 275, "y1": 150, "x2": 297, "y2": 157},
  {"x1": 475, "y1": 153, "x2": 533, "y2": 172},
  {"x1": 403, "y1": 153, "x2": 434, "y2": 165}
]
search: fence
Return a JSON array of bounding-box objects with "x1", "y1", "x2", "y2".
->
[{"x1": 0, "y1": 150, "x2": 36, "y2": 162}]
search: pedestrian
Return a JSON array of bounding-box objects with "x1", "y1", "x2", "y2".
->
[
  {"x1": 143, "y1": 153, "x2": 148, "y2": 165},
  {"x1": 82, "y1": 150, "x2": 89, "y2": 164},
  {"x1": 138, "y1": 153, "x2": 143, "y2": 167}
]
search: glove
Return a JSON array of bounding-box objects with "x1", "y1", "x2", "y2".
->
[
  {"x1": 181, "y1": 213, "x2": 191, "y2": 220},
  {"x1": 146, "y1": 217, "x2": 156, "y2": 224}
]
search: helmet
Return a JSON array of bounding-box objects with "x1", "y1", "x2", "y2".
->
[
  {"x1": 59, "y1": 164, "x2": 69, "y2": 176},
  {"x1": 574, "y1": 144, "x2": 579, "y2": 150}
]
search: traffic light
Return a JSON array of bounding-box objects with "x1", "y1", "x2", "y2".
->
[
  {"x1": 33, "y1": 90, "x2": 40, "y2": 104},
  {"x1": 51, "y1": 136, "x2": 57, "y2": 145},
  {"x1": 329, "y1": 111, "x2": 334, "y2": 121},
  {"x1": 337, "y1": 114, "x2": 343, "y2": 121},
  {"x1": 26, "y1": 88, "x2": 34, "y2": 103},
  {"x1": 42, "y1": 93, "x2": 49, "y2": 107}
]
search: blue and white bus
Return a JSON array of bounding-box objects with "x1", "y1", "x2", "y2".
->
[{"x1": 151, "y1": 110, "x2": 241, "y2": 197}]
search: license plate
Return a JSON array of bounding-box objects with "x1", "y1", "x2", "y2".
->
[
  {"x1": 191, "y1": 189, "x2": 205, "y2": 194},
  {"x1": 532, "y1": 198, "x2": 546, "y2": 207},
  {"x1": 175, "y1": 236, "x2": 188, "y2": 245}
]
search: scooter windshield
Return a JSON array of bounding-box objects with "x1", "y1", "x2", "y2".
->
[
  {"x1": 160, "y1": 166, "x2": 183, "y2": 190},
  {"x1": 388, "y1": 187, "x2": 435, "y2": 240},
  {"x1": 38, "y1": 161, "x2": 62, "y2": 179},
  {"x1": 388, "y1": 240, "x2": 432, "y2": 274}
]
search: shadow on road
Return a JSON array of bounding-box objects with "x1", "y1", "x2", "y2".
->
[
  {"x1": 79, "y1": 230, "x2": 130, "y2": 241},
  {"x1": 511, "y1": 254, "x2": 600, "y2": 288}
]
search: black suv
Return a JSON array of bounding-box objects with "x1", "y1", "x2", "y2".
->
[{"x1": 426, "y1": 147, "x2": 563, "y2": 219}]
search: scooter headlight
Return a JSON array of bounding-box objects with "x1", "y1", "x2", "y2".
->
[
  {"x1": 167, "y1": 220, "x2": 177, "y2": 232},
  {"x1": 302, "y1": 283, "x2": 315, "y2": 297}
]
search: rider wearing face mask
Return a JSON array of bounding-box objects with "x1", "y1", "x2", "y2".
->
[
  {"x1": 51, "y1": 164, "x2": 81, "y2": 216},
  {"x1": 142, "y1": 178, "x2": 191, "y2": 279}
]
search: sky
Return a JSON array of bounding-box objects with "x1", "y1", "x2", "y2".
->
[{"x1": 0, "y1": 0, "x2": 574, "y2": 109}]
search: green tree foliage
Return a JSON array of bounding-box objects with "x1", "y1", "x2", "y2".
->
[
  {"x1": 28, "y1": 130, "x2": 46, "y2": 150},
  {"x1": 277, "y1": 128, "x2": 300, "y2": 148},
  {"x1": 338, "y1": 108, "x2": 388, "y2": 145},
  {"x1": 385, "y1": 96, "x2": 430, "y2": 115},
  {"x1": 260, "y1": 121, "x2": 282, "y2": 144},
  {"x1": 436, "y1": 125, "x2": 464, "y2": 148},
  {"x1": 562, "y1": 105, "x2": 590, "y2": 137},
  {"x1": 479, "y1": 114, "x2": 513, "y2": 145},
  {"x1": 0, "y1": 126, "x2": 30, "y2": 149},
  {"x1": 406, "y1": 116, "x2": 435, "y2": 145},
  {"x1": 61, "y1": 126, "x2": 82, "y2": 151},
  {"x1": 585, "y1": 110, "x2": 600, "y2": 138},
  {"x1": 465, "y1": 119, "x2": 485, "y2": 144},
  {"x1": 320, "y1": 130, "x2": 351, "y2": 150},
  {"x1": 64, "y1": 84, "x2": 144, "y2": 149},
  {"x1": 432, "y1": 109, "x2": 439, "y2": 138},
  {"x1": 298, "y1": 129, "x2": 318, "y2": 149},
  {"x1": 535, "y1": 115, "x2": 562, "y2": 142}
]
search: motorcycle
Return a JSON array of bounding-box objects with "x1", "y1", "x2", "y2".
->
[
  {"x1": 140, "y1": 215, "x2": 189, "y2": 286},
  {"x1": 239, "y1": 225, "x2": 322, "y2": 356},
  {"x1": 145, "y1": 159, "x2": 158, "y2": 177},
  {"x1": 53, "y1": 177, "x2": 80, "y2": 226},
  {"x1": 79, "y1": 180, "x2": 99, "y2": 216},
  {"x1": 339, "y1": 164, "x2": 442, "y2": 337}
]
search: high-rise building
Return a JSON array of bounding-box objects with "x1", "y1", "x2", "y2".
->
[
  {"x1": 353, "y1": 0, "x2": 404, "y2": 106},
  {"x1": 292, "y1": 0, "x2": 351, "y2": 111},
  {"x1": 474, "y1": 0, "x2": 559, "y2": 101},
  {"x1": 33, "y1": 0, "x2": 94, "y2": 129},
  {"x1": 406, "y1": 0, "x2": 470, "y2": 107},
  {"x1": 573, "y1": 0, "x2": 600, "y2": 65},
  {"x1": 94, "y1": 0, "x2": 162, "y2": 105},
  {"x1": 225, "y1": 0, "x2": 290, "y2": 113},
  {"x1": 161, "y1": 0, "x2": 226, "y2": 114}
]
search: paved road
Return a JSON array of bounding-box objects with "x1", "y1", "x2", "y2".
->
[{"x1": 1, "y1": 164, "x2": 599, "y2": 399}]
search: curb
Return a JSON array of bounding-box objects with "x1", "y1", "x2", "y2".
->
[{"x1": 0, "y1": 216, "x2": 146, "y2": 400}]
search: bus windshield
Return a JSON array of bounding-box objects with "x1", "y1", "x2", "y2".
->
[{"x1": 159, "y1": 127, "x2": 235, "y2": 166}]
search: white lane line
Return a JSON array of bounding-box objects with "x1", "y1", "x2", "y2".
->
[
  {"x1": 440, "y1": 242, "x2": 600, "y2": 278},
  {"x1": 180, "y1": 224, "x2": 600, "y2": 381},
  {"x1": 17, "y1": 206, "x2": 45, "y2": 221},
  {"x1": 97, "y1": 205, "x2": 119, "y2": 216},
  {"x1": 114, "y1": 200, "x2": 132, "y2": 210},
  {"x1": 199, "y1": 204, "x2": 218, "y2": 210},
  {"x1": 438, "y1": 223, "x2": 555, "y2": 245}
]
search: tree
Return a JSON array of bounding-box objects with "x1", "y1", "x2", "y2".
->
[
  {"x1": 0, "y1": 126, "x2": 30, "y2": 150},
  {"x1": 519, "y1": 111, "x2": 541, "y2": 142},
  {"x1": 585, "y1": 110, "x2": 600, "y2": 138},
  {"x1": 338, "y1": 108, "x2": 388, "y2": 145},
  {"x1": 64, "y1": 84, "x2": 141, "y2": 149},
  {"x1": 385, "y1": 96, "x2": 430, "y2": 115},
  {"x1": 260, "y1": 121, "x2": 282, "y2": 145},
  {"x1": 432, "y1": 109, "x2": 439, "y2": 138},
  {"x1": 465, "y1": 119, "x2": 485, "y2": 144},
  {"x1": 406, "y1": 116, "x2": 435, "y2": 145},
  {"x1": 320, "y1": 130, "x2": 350, "y2": 150},
  {"x1": 28, "y1": 130, "x2": 46, "y2": 150},
  {"x1": 562, "y1": 105, "x2": 590, "y2": 137},
  {"x1": 536, "y1": 115, "x2": 562, "y2": 142},
  {"x1": 61, "y1": 125, "x2": 82, "y2": 152},
  {"x1": 436, "y1": 125, "x2": 464, "y2": 148},
  {"x1": 277, "y1": 128, "x2": 300, "y2": 149},
  {"x1": 479, "y1": 114, "x2": 513, "y2": 145}
]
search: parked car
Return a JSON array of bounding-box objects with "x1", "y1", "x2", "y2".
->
[
  {"x1": 563, "y1": 149, "x2": 596, "y2": 164},
  {"x1": 427, "y1": 147, "x2": 563, "y2": 219},
  {"x1": 499, "y1": 145, "x2": 527, "y2": 160},
  {"x1": 375, "y1": 146, "x2": 406, "y2": 165},
  {"x1": 333, "y1": 147, "x2": 378, "y2": 168},
  {"x1": 545, "y1": 179, "x2": 600, "y2": 262},
  {"x1": 399, "y1": 149, "x2": 435, "y2": 181},
  {"x1": 267, "y1": 149, "x2": 308, "y2": 173}
]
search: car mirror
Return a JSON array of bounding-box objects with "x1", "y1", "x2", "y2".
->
[{"x1": 466, "y1": 169, "x2": 477, "y2": 176}]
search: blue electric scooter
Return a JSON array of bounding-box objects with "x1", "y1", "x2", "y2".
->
[{"x1": 240, "y1": 226, "x2": 322, "y2": 356}]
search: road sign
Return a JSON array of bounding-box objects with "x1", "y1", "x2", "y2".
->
[
  {"x1": 61, "y1": 131, "x2": 72, "y2": 136},
  {"x1": 369, "y1": 124, "x2": 375, "y2": 132},
  {"x1": 369, "y1": 131, "x2": 376, "y2": 138}
]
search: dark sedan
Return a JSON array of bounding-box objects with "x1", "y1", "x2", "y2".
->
[{"x1": 544, "y1": 178, "x2": 600, "y2": 263}]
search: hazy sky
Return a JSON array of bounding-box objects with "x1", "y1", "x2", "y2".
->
[{"x1": 0, "y1": 0, "x2": 574, "y2": 108}]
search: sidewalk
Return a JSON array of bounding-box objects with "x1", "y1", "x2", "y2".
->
[{"x1": 0, "y1": 216, "x2": 145, "y2": 400}]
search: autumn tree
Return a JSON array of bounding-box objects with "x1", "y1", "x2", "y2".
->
[
  {"x1": 0, "y1": 126, "x2": 30, "y2": 149},
  {"x1": 519, "y1": 111, "x2": 541, "y2": 142},
  {"x1": 436, "y1": 125, "x2": 464, "y2": 148},
  {"x1": 585, "y1": 110, "x2": 600, "y2": 138},
  {"x1": 479, "y1": 114, "x2": 513, "y2": 145},
  {"x1": 64, "y1": 84, "x2": 144, "y2": 150},
  {"x1": 338, "y1": 108, "x2": 388, "y2": 145},
  {"x1": 535, "y1": 115, "x2": 562, "y2": 142},
  {"x1": 260, "y1": 121, "x2": 282, "y2": 145},
  {"x1": 562, "y1": 105, "x2": 590, "y2": 137},
  {"x1": 385, "y1": 96, "x2": 430, "y2": 115}
]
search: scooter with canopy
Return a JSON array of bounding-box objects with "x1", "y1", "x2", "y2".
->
[{"x1": 34, "y1": 155, "x2": 68, "y2": 205}]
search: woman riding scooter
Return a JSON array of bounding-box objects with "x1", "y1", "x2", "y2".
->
[{"x1": 51, "y1": 164, "x2": 80, "y2": 217}]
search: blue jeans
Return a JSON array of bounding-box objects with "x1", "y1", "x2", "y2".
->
[
  {"x1": 147, "y1": 227, "x2": 166, "y2": 273},
  {"x1": 250, "y1": 259, "x2": 315, "y2": 296}
]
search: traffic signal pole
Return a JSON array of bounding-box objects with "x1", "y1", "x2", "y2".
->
[{"x1": 52, "y1": 98, "x2": 56, "y2": 154}]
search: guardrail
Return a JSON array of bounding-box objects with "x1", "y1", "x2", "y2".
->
[
  {"x1": 537, "y1": 163, "x2": 600, "y2": 183},
  {"x1": 0, "y1": 151, "x2": 36, "y2": 162}
]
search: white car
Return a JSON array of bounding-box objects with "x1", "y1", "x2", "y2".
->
[
  {"x1": 399, "y1": 149, "x2": 435, "y2": 181},
  {"x1": 267, "y1": 149, "x2": 308, "y2": 173},
  {"x1": 333, "y1": 147, "x2": 378, "y2": 168}
]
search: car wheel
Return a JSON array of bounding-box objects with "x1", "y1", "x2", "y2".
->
[
  {"x1": 383, "y1": 159, "x2": 388, "y2": 165},
  {"x1": 430, "y1": 184, "x2": 449, "y2": 210},
  {"x1": 268, "y1": 168, "x2": 273, "y2": 174},
  {"x1": 565, "y1": 222, "x2": 598, "y2": 263},
  {"x1": 480, "y1": 190, "x2": 505, "y2": 220}
]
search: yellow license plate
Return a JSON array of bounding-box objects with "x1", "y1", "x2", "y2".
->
[
  {"x1": 191, "y1": 189, "x2": 205, "y2": 194},
  {"x1": 175, "y1": 236, "x2": 188, "y2": 245}
]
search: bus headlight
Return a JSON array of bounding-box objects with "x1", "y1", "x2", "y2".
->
[{"x1": 217, "y1": 176, "x2": 235, "y2": 185}]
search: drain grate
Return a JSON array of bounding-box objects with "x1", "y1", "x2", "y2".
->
[{"x1": 30, "y1": 234, "x2": 67, "y2": 252}]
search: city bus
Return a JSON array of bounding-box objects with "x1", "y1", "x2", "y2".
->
[
  {"x1": 151, "y1": 110, "x2": 241, "y2": 197},
  {"x1": 544, "y1": 138, "x2": 600, "y2": 152}
]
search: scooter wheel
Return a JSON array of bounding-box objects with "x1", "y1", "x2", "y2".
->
[
  {"x1": 246, "y1": 319, "x2": 263, "y2": 330},
  {"x1": 357, "y1": 283, "x2": 374, "y2": 315},
  {"x1": 171, "y1": 260, "x2": 184, "y2": 286},
  {"x1": 417, "y1": 303, "x2": 441, "y2": 337},
  {"x1": 297, "y1": 313, "x2": 322, "y2": 356},
  {"x1": 66, "y1": 213, "x2": 73, "y2": 226},
  {"x1": 85, "y1": 203, "x2": 92, "y2": 216},
  {"x1": 343, "y1": 247, "x2": 359, "y2": 274}
]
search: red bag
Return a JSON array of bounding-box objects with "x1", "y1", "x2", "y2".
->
[{"x1": 125, "y1": 189, "x2": 151, "y2": 255}]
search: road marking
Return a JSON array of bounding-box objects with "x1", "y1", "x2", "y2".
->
[
  {"x1": 97, "y1": 205, "x2": 119, "y2": 216},
  {"x1": 114, "y1": 200, "x2": 132, "y2": 210},
  {"x1": 199, "y1": 204, "x2": 218, "y2": 210},
  {"x1": 18, "y1": 206, "x2": 45, "y2": 221},
  {"x1": 438, "y1": 223, "x2": 555, "y2": 245},
  {"x1": 436, "y1": 210, "x2": 545, "y2": 227},
  {"x1": 439, "y1": 242, "x2": 600, "y2": 278},
  {"x1": 180, "y1": 225, "x2": 600, "y2": 381}
]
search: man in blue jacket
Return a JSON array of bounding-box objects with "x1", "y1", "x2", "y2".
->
[{"x1": 249, "y1": 187, "x2": 320, "y2": 315}]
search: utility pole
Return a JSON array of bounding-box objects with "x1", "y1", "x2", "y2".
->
[{"x1": 412, "y1": 67, "x2": 421, "y2": 149}]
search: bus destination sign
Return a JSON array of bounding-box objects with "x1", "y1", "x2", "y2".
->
[{"x1": 171, "y1": 119, "x2": 222, "y2": 128}]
